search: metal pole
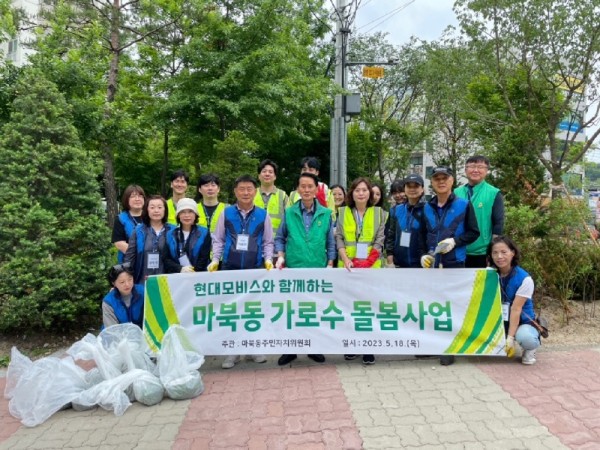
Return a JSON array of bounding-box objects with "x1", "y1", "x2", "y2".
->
[{"x1": 330, "y1": 0, "x2": 348, "y2": 187}]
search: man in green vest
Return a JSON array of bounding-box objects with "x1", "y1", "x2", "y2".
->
[
  {"x1": 254, "y1": 159, "x2": 289, "y2": 236},
  {"x1": 274, "y1": 172, "x2": 336, "y2": 366},
  {"x1": 454, "y1": 155, "x2": 504, "y2": 268},
  {"x1": 167, "y1": 169, "x2": 190, "y2": 225}
]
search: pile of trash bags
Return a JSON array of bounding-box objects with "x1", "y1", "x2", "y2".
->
[{"x1": 3, "y1": 324, "x2": 205, "y2": 427}]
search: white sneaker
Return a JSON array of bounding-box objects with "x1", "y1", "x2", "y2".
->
[
  {"x1": 222, "y1": 355, "x2": 241, "y2": 369},
  {"x1": 522, "y1": 349, "x2": 537, "y2": 365},
  {"x1": 247, "y1": 354, "x2": 266, "y2": 363}
]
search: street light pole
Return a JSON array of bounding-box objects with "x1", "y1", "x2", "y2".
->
[{"x1": 330, "y1": 0, "x2": 348, "y2": 188}]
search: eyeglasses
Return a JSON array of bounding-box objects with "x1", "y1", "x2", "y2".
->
[{"x1": 466, "y1": 164, "x2": 489, "y2": 170}]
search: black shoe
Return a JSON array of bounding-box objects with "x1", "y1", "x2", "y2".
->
[
  {"x1": 344, "y1": 354, "x2": 358, "y2": 360},
  {"x1": 278, "y1": 354, "x2": 297, "y2": 366},
  {"x1": 362, "y1": 355, "x2": 375, "y2": 365},
  {"x1": 307, "y1": 354, "x2": 325, "y2": 363},
  {"x1": 440, "y1": 355, "x2": 455, "y2": 366}
]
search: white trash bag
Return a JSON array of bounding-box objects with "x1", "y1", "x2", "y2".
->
[
  {"x1": 5, "y1": 347, "x2": 90, "y2": 427},
  {"x1": 99, "y1": 324, "x2": 158, "y2": 375},
  {"x1": 75, "y1": 369, "x2": 148, "y2": 416},
  {"x1": 118, "y1": 340, "x2": 164, "y2": 406},
  {"x1": 158, "y1": 325, "x2": 205, "y2": 400}
]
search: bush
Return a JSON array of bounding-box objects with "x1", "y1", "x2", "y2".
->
[
  {"x1": 504, "y1": 199, "x2": 597, "y2": 310},
  {"x1": 0, "y1": 70, "x2": 110, "y2": 332}
]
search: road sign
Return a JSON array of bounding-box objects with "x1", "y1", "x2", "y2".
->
[{"x1": 363, "y1": 67, "x2": 384, "y2": 79}]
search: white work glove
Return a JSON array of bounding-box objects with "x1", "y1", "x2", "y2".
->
[
  {"x1": 385, "y1": 262, "x2": 396, "y2": 269},
  {"x1": 505, "y1": 335, "x2": 516, "y2": 358},
  {"x1": 264, "y1": 259, "x2": 274, "y2": 270},
  {"x1": 420, "y1": 254, "x2": 435, "y2": 268},
  {"x1": 207, "y1": 260, "x2": 219, "y2": 272},
  {"x1": 276, "y1": 257, "x2": 285, "y2": 270},
  {"x1": 180, "y1": 266, "x2": 195, "y2": 273},
  {"x1": 435, "y1": 238, "x2": 456, "y2": 254}
]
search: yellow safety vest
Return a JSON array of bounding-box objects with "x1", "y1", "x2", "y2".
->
[
  {"x1": 197, "y1": 202, "x2": 227, "y2": 234},
  {"x1": 337, "y1": 206, "x2": 384, "y2": 268},
  {"x1": 254, "y1": 188, "x2": 288, "y2": 235},
  {"x1": 167, "y1": 198, "x2": 177, "y2": 225}
]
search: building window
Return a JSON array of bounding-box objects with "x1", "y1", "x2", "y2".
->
[{"x1": 7, "y1": 38, "x2": 18, "y2": 61}]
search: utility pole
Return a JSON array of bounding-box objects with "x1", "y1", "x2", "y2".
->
[{"x1": 330, "y1": 0, "x2": 349, "y2": 187}]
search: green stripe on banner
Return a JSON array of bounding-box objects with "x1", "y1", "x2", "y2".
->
[
  {"x1": 446, "y1": 271, "x2": 485, "y2": 353},
  {"x1": 476, "y1": 314, "x2": 503, "y2": 354},
  {"x1": 456, "y1": 270, "x2": 500, "y2": 353},
  {"x1": 145, "y1": 277, "x2": 171, "y2": 338},
  {"x1": 144, "y1": 318, "x2": 161, "y2": 352}
]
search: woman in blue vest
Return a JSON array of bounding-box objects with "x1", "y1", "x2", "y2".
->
[
  {"x1": 163, "y1": 198, "x2": 212, "y2": 273},
  {"x1": 487, "y1": 236, "x2": 540, "y2": 365},
  {"x1": 385, "y1": 174, "x2": 427, "y2": 268},
  {"x1": 112, "y1": 185, "x2": 146, "y2": 263},
  {"x1": 124, "y1": 195, "x2": 175, "y2": 284},
  {"x1": 102, "y1": 262, "x2": 144, "y2": 328}
]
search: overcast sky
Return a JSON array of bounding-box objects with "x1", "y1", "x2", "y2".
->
[{"x1": 353, "y1": 0, "x2": 459, "y2": 46}]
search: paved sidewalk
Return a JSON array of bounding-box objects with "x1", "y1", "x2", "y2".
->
[{"x1": 1, "y1": 347, "x2": 599, "y2": 449}]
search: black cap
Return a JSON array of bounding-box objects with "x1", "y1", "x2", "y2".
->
[
  {"x1": 431, "y1": 166, "x2": 453, "y2": 177},
  {"x1": 404, "y1": 173, "x2": 424, "y2": 186}
]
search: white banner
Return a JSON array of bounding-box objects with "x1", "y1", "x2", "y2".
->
[{"x1": 143, "y1": 268, "x2": 505, "y2": 356}]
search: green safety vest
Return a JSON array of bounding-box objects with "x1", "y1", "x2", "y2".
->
[
  {"x1": 455, "y1": 181, "x2": 500, "y2": 255},
  {"x1": 337, "y1": 206, "x2": 384, "y2": 268},
  {"x1": 283, "y1": 202, "x2": 332, "y2": 268},
  {"x1": 197, "y1": 202, "x2": 227, "y2": 234},
  {"x1": 254, "y1": 188, "x2": 288, "y2": 235}
]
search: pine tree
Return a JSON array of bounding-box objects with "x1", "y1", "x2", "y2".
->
[{"x1": 0, "y1": 69, "x2": 111, "y2": 331}]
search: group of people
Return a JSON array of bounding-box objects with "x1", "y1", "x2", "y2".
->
[{"x1": 104, "y1": 155, "x2": 541, "y2": 368}]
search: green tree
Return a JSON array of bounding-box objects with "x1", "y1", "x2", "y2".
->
[
  {"x1": 346, "y1": 33, "x2": 427, "y2": 183},
  {"x1": 171, "y1": 0, "x2": 332, "y2": 178},
  {"x1": 419, "y1": 39, "x2": 486, "y2": 177},
  {"x1": 455, "y1": 0, "x2": 600, "y2": 193},
  {"x1": 0, "y1": 70, "x2": 111, "y2": 332},
  {"x1": 201, "y1": 131, "x2": 260, "y2": 204}
]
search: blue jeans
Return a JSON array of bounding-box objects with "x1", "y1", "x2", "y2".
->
[{"x1": 515, "y1": 324, "x2": 540, "y2": 350}]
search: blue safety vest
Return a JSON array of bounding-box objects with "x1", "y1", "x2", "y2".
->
[{"x1": 222, "y1": 206, "x2": 267, "y2": 270}]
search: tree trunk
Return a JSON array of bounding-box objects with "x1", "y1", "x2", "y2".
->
[
  {"x1": 103, "y1": 0, "x2": 121, "y2": 227},
  {"x1": 162, "y1": 126, "x2": 169, "y2": 197}
]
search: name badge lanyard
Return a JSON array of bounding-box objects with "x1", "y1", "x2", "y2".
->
[
  {"x1": 177, "y1": 227, "x2": 193, "y2": 267},
  {"x1": 147, "y1": 226, "x2": 165, "y2": 270},
  {"x1": 353, "y1": 208, "x2": 365, "y2": 240},
  {"x1": 236, "y1": 207, "x2": 254, "y2": 251},
  {"x1": 353, "y1": 208, "x2": 369, "y2": 259},
  {"x1": 150, "y1": 226, "x2": 166, "y2": 252},
  {"x1": 499, "y1": 268, "x2": 515, "y2": 321},
  {"x1": 177, "y1": 227, "x2": 193, "y2": 257},
  {"x1": 400, "y1": 208, "x2": 415, "y2": 248}
]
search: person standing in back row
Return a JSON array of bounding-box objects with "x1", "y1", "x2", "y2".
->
[
  {"x1": 288, "y1": 157, "x2": 336, "y2": 215},
  {"x1": 254, "y1": 159, "x2": 289, "y2": 236},
  {"x1": 454, "y1": 155, "x2": 504, "y2": 268},
  {"x1": 167, "y1": 169, "x2": 190, "y2": 225}
]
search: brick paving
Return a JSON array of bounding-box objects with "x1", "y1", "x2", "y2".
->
[{"x1": 1, "y1": 349, "x2": 599, "y2": 449}]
